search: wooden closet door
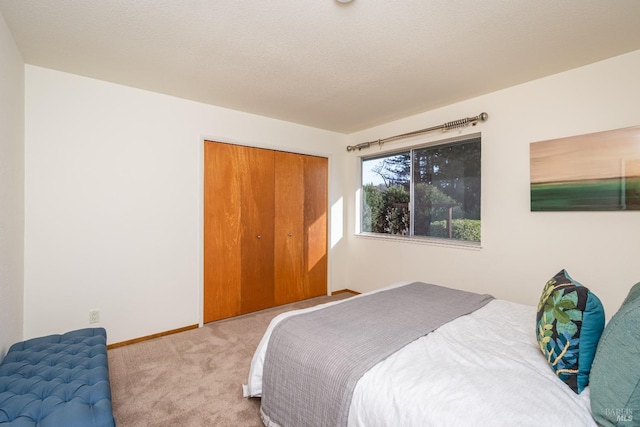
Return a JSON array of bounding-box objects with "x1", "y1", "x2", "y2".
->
[
  {"x1": 204, "y1": 142, "x2": 275, "y2": 322},
  {"x1": 274, "y1": 152, "x2": 328, "y2": 303},
  {"x1": 303, "y1": 155, "x2": 328, "y2": 298},
  {"x1": 203, "y1": 142, "x2": 243, "y2": 323},
  {"x1": 204, "y1": 142, "x2": 326, "y2": 323},
  {"x1": 239, "y1": 146, "x2": 275, "y2": 314},
  {"x1": 274, "y1": 151, "x2": 305, "y2": 305}
]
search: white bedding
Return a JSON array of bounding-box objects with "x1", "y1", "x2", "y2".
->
[{"x1": 244, "y1": 283, "x2": 595, "y2": 427}]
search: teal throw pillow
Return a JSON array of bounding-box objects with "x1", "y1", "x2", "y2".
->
[
  {"x1": 536, "y1": 269, "x2": 605, "y2": 393},
  {"x1": 590, "y1": 282, "x2": 640, "y2": 426}
]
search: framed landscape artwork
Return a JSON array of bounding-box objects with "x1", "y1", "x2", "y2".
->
[{"x1": 530, "y1": 126, "x2": 640, "y2": 211}]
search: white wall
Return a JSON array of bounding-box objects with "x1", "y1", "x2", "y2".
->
[
  {"x1": 21, "y1": 47, "x2": 640, "y2": 345},
  {"x1": 24, "y1": 66, "x2": 348, "y2": 344},
  {"x1": 0, "y1": 12, "x2": 24, "y2": 357},
  {"x1": 345, "y1": 50, "x2": 640, "y2": 318}
]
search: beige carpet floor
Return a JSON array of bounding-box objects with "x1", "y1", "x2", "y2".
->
[{"x1": 108, "y1": 292, "x2": 354, "y2": 427}]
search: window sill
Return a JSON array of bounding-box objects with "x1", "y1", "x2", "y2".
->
[{"x1": 355, "y1": 232, "x2": 482, "y2": 250}]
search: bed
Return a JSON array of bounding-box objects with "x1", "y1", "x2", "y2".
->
[{"x1": 244, "y1": 277, "x2": 640, "y2": 426}]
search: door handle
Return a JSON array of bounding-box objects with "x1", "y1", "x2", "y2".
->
[{"x1": 257, "y1": 234, "x2": 261, "y2": 239}]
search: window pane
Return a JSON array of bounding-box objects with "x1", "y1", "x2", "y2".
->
[
  {"x1": 362, "y1": 152, "x2": 411, "y2": 235},
  {"x1": 412, "y1": 138, "x2": 481, "y2": 241}
]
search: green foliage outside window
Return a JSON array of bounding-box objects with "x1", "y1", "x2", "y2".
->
[{"x1": 361, "y1": 136, "x2": 481, "y2": 242}]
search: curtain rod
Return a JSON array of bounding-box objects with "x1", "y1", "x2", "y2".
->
[{"x1": 346, "y1": 112, "x2": 488, "y2": 152}]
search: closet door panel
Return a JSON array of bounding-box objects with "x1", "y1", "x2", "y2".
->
[
  {"x1": 274, "y1": 151, "x2": 305, "y2": 305},
  {"x1": 304, "y1": 155, "x2": 328, "y2": 299},
  {"x1": 239, "y1": 146, "x2": 276, "y2": 314},
  {"x1": 203, "y1": 142, "x2": 243, "y2": 323}
]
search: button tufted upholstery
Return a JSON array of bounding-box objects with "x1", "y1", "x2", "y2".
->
[{"x1": 0, "y1": 328, "x2": 115, "y2": 427}]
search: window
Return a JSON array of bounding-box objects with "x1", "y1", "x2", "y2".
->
[{"x1": 361, "y1": 134, "x2": 481, "y2": 243}]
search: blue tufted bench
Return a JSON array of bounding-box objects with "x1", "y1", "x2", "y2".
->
[{"x1": 0, "y1": 328, "x2": 115, "y2": 427}]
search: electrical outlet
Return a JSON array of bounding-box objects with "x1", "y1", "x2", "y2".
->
[{"x1": 89, "y1": 309, "x2": 100, "y2": 324}]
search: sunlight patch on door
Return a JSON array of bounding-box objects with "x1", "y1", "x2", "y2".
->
[{"x1": 308, "y1": 212, "x2": 327, "y2": 270}]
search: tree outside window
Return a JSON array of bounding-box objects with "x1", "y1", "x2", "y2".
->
[{"x1": 361, "y1": 136, "x2": 480, "y2": 242}]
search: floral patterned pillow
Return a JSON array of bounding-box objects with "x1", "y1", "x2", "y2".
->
[{"x1": 536, "y1": 269, "x2": 605, "y2": 393}]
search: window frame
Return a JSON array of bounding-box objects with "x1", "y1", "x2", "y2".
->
[{"x1": 358, "y1": 132, "x2": 482, "y2": 249}]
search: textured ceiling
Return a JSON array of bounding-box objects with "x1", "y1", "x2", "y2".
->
[{"x1": 1, "y1": 0, "x2": 640, "y2": 133}]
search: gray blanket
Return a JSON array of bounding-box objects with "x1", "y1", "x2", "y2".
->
[{"x1": 260, "y1": 282, "x2": 494, "y2": 427}]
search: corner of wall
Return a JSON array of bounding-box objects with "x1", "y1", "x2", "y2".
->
[{"x1": 0, "y1": 10, "x2": 25, "y2": 356}]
